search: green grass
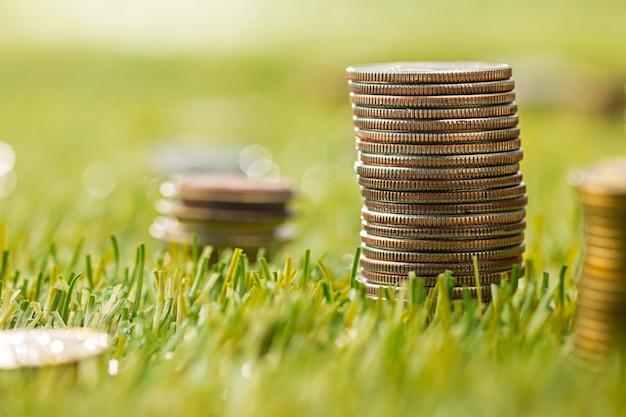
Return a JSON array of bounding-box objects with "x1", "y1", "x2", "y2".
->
[
  {"x1": 0, "y1": 240, "x2": 621, "y2": 417},
  {"x1": 0, "y1": 3, "x2": 625, "y2": 413}
]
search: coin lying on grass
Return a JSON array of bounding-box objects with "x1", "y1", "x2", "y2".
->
[{"x1": 0, "y1": 328, "x2": 108, "y2": 369}]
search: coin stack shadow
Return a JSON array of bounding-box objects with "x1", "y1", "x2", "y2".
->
[
  {"x1": 574, "y1": 159, "x2": 626, "y2": 366},
  {"x1": 346, "y1": 62, "x2": 527, "y2": 301},
  {"x1": 151, "y1": 173, "x2": 294, "y2": 261}
]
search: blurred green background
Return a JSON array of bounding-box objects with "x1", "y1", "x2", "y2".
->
[{"x1": 0, "y1": 0, "x2": 624, "y2": 275}]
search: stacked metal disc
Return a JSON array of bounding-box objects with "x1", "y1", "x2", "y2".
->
[
  {"x1": 574, "y1": 159, "x2": 626, "y2": 364},
  {"x1": 150, "y1": 173, "x2": 294, "y2": 259},
  {"x1": 346, "y1": 62, "x2": 526, "y2": 300}
]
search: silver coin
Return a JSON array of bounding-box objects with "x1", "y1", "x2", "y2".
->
[
  {"x1": 352, "y1": 103, "x2": 517, "y2": 120},
  {"x1": 347, "y1": 80, "x2": 515, "y2": 96},
  {"x1": 346, "y1": 62, "x2": 512, "y2": 83},
  {"x1": 349, "y1": 91, "x2": 516, "y2": 109},
  {"x1": 355, "y1": 162, "x2": 521, "y2": 180},
  {"x1": 355, "y1": 127, "x2": 520, "y2": 144}
]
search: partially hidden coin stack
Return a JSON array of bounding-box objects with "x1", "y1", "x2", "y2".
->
[
  {"x1": 151, "y1": 173, "x2": 294, "y2": 260},
  {"x1": 346, "y1": 62, "x2": 527, "y2": 301},
  {"x1": 574, "y1": 159, "x2": 626, "y2": 365}
]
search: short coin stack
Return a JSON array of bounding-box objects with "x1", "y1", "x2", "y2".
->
[
  {"x1": 574, "y1": 159, "x2": 626, "y2": 364},
  {"x1": 346, "y1": 62, "x2": 527, "y2": 300},
  {"x1": 150, "y1": 173, "x2": 294, "y2": 260}
]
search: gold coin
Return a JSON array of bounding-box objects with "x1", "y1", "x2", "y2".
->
[
  {"x1": 584, "y1": 246, "x2": 626, "y2": 262},
  {"x1": 355, "y1": 162, "x2": 520, "y2": 180},
  {"x1": 348, "y1": 79, "x2": 515, "y2": 96},
  {"x1": 576, "y1": 305, "x2": 626, "y2": 322},
  {"x1": 361, "y1": 208, "x2": 525, "y2": 227},
  {"x1": 575, "y1": 315, "x2": 621, "y2": 335},
  {"x1": 581, "y1": 261, "x2": 626, "y2": 278},
  {"x1": 574, "y1": 158, "x2": 626, "y2": 195},
  {"x1": 579, "y1": 275, "x2": 626, "y2": 293},
  {"x1": 360, "y1": 255, "x2": 523, "y2": 275},
  {"x1": 583, "y1": 213, "x2": 626, "y2": 228},
  {"x1": 574, "y1": 331, "x2": 613, "y2": 351},
  {"x1": 349, "y1": 91, "x2": 516, "y2": 108},
  {"x1": 580, "y1": 195, "x2": 626, "y2": 210},
  {"x1": 583, "y1": 224, "x2": 626, "y2": 240},
  {"x1": 355, "y1": 138, "x2": 521, "y2": 155},
  {"x1": 360, "y1": 244, "x2": 525, "y2": 263},
  {"x1": 363, "y1": 196, "x2": 528, "y2": 215},
  {"x1": 361, "y1": 183, "x2": 526, "y2": 203},
  {"x1": 583, "y1": 233, "x2": 626, "y2": 250},
  {"x1": 581, "y1": 204, "x2": 626, "y2": 217},
  {"x1": 351, "y1": 103, "x2": 517, "y2": 120},
  {"x1": 577, "y1": 295, "x2": 626, "y2": 313},
  {"x1": 363, "y1": 220, "x2": 526, "y2": 239},
  {"x1": 583, "y1": 256, "x2": 626, "y2": 270},
  {"x1": 578, "y1": 284, "x2": 626, "y2": 304},
  {"x1": 346, "y1": 62, "x2": 512, "y2": 83},
  {"x1": 357, "y1": 173, "x2": 523, "y2": 191},
  {"x1": 359, "y1": 267, "x2": 522, "y2": 286},
  {"x1": 355, "y1": 127, "x2": 520, "y2": 144},
  {"x1": 353, "y1": 115, "x2": 519, "y2": 132},
  {"x1": 358, "y1": 150, "x2": 523, "y2": 168},
  {"x1": 360, "y1": 230, "x2": 525, "y2": 252}
]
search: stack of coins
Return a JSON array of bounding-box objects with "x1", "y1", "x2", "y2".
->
[
  {"x1": 574, "y1": 159, "x2": 626, "y2": 364},
  {"x1": 150, "y1": 173, "x2": 294, "y2": 259},
  {"x1": 346, "y1": 62, "x2": 527, "y2": 300}
]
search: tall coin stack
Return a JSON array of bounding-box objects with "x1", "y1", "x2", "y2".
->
[
  {"x1": 150, "y1": 173, "x2": 294, "y2": 260},
  {"x1": 574, "y1": 159, "x2": 626, "y2": 364},
  {"x1": 346, "y1": 62, "x2": 527, "y2": 300}
]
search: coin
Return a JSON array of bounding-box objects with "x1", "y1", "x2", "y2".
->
[
  {"x1": 360, "y1": 255, "x2": 523, "y2": 275},
  {"x1": 361, "y1": 208, "x2": 525, "y2": 227},
  {"x1": 575, "y1": 315, "x2": 622, "y2": 334},
  {"x1": 355, "y1": 162, "x2": 521, "y2": 180},
  {"x1": 346, "y1": 62, "x2": 512, "y2": 84},
  {"x1": 352, "y1": 103, "x2": 518, "y2": 120},
  {"x1": 361, "y1": 183, "x2": 526, "y2": 203},
  {"x1": 358, "y1": 150, "x2": 524, "y2": 168},
  {"x1": 583, "y1": 233, "x2": 626, "y2": 249},
  {"x1": 357, "y1": 173, "x2": 523, "y2": 191},
  {"x1": 578, "y1": 285, "x2": 626, "y2": 304},
  {"x1": 360, "y1": 244, "x2": 525, "y2": 263},
  {"x1": 363, "y1": 196, "x2": 528, "y2": 215},
  {"x1": 360, "y1": 231, "x2": 525, "y2": 252},
  {"x1": 349, "y1": 91, "x2": 516, "y2": 108},
  {"x1": 359, "y1": 267, "x2": 522, "y2": 286},
  {"x1": 575, "y1": 158, "x2": 626, "y2": 195},
  {"x1": 0, "y1": 328, "x2": 108, "y2": 370},
  {"x1": 362, "y1": 221, "x2": 526, "y2": 240},
  {"x1": 150, "y1": 217, "x2": 295, "y2": 247},
  {"x1": 583, "y1": 256, "x2": 626, "y2": 270},
  {"x1": 577, "y1": 295, "x2": 626, "y2": 313},
  {"x1": 162, "y1": 173, "x2": 294, "y2": 204},
  {"x1": 580, "y1": 270, "x2": 626, "y2": 290},
  {"x1": 155, "y1": 199, "x2": 289, "y2": 222},
  {"x1": 348, "y1": 79, "x2": 515, "y2": 96},
  {"x1": 355, "y1": 138, "x2": 521, "y2": 155},
  {"x1": 353, "y1": 115, "x2": 519, "y2": 132},
  {"x1": 359, "y1": 280, "x2": 496, "y2": 301},
  {"x1": 355, "y1": 127, "x2": 520, "y2": 144}
]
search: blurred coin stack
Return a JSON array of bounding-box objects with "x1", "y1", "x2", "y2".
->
[
  {"x1": 574, "y1": 159, "x2": 626, "y2": 364},
  {"x1": 346, "y1": 62, "x2": 527, "y2": 300},
  {"x1": 150, "y1": 173, "x2": 294, "y2": 260}
]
